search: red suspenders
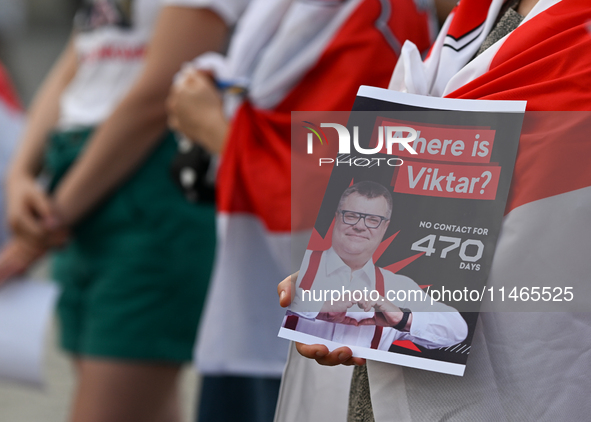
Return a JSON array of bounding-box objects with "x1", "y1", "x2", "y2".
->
[
  {"x1": 300, "y1": 250, "x2": 323, "y2": 291},
  {"x1": 370, "y1": 267, "x2": 384, "y2": 349},
  {"x1": 284, "y1": 251, "x2": 385, "y2": 350}
]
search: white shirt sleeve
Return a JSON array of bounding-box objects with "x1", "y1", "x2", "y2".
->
[
  {"x1": 406, "y1": 311, "x2": 468, "y2": 349},
  {"x1": 382, "y1": 271, "x2": 469, "y2": 349},
  {"x1": 162, "y1": 0, "x2": 251, "y2": 25}
]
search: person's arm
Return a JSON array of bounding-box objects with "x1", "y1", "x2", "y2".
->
[
  {"x1": 396, "y1": 311, "x2": 468, "y2": 349},
  {"x1": 1, "y1": 37, "x2": 75, "y2": 282},
  {"x1": 6, "y1": 36, "x2": 77, "y2": 244},
  {"x1": 52, "y1": 7, "x2": 228, "y2": 226}
]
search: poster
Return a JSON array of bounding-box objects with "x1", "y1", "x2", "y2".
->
[{"x1": 279, "y1": 86, "x2": 526, "y2": 376}]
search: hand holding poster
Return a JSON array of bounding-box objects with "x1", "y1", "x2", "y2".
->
[{"x1": 280, "y1": 87, "x2": 526, "y2": 375}]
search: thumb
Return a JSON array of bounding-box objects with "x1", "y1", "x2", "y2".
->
[
  {"x1": 29, "y1": 190, "x2": 58, "y2": 226},
  {"x1": 278, "y1": 273, "x2": 296, "y2": 308}
]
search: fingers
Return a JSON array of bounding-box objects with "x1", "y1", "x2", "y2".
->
[
  {"x1": 319, "y1": 299, "x2": 355, "y2": 314},
  {"x1": 176, "y1": 69, "x2": 213, "y2": 93},
  {"x1": 295, "y1": 343, "x2": 365, "y2": 366},
  {"x1": 357, "y1": 301, "x2": 369, "y2": 312},
  {"x1": 28, "y1": 186, "x2": 55, "y2": 222},
  {"x1": 7, "y1": 181, "x2": 64, "y2": 245},
  {"x1": 317, "y1": 312, "x2": 353, "y2": 325},
  {"x1": 190, "y1": 70, "x2": 215, "y2": 88},
  {"x1": 165, "y1": 68, "x2": 224, "y2": 148},
  {"x1": 167, "y1": 114, "x2": 180, "y2": 132},
  {"x1": 197, "y1": 69, "x2": 215, "y2": 81},
  {"x1": 357, "y1": 317, "x2": 377, "y2": 326},
  {"x1": 341, "y1": 355, "x2": 366, "y2": 366},
  {"x1": 341, "y1": 316, "x2": 361, "y2": 326},
  {"x1": 11, "y1": 211, "x2": 68, "y2": 248},
  {"x1": 174, "y1": 66, "x2": 200, "y2": 88},
  {"x1": 165, "y1": 89, "x2": 185, "y2": 135},
  {"x1": 0, "y1": 245, "x2": 23, "y2": 283},
  {"x1": 0, "y1": 238, "x2": 46, "y2": 284},
  {"x1": 356, "y1": 300, "x2": 378, "y2": 312},
  {"x1": 11, "y1": 208, "x2": 45, "y2": 241},
  {"x1": 296, "y1": 342, "x2": 329, "y2": 360},
  {"x1": 373, "y1": 298, "x2": 400, "y2": 313}
]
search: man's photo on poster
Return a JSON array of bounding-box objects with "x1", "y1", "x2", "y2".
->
[{"x1": 283, "y1": 181, "x2": 468, "y2": 353}]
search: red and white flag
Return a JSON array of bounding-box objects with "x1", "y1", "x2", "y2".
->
[
  {"x1": 194, "y1": 0, "x2": 435, "y2": 380},
  {"x1": 364, "y1": 0, "x2": 591, "y2": 420},
  {"x1": 277, "y1": 1, "x2": 591, "y2": 420}
]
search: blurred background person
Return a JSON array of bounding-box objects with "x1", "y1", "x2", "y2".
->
[
  {"x1": 0, "y1": 0, "x2": 250, "y2": 421},
  {"x1": 0, "y1": 61, "x2": 24, "y2": 246},
  {"x1": 166, "y1": 0, "x2": 437, "y2": 420}
]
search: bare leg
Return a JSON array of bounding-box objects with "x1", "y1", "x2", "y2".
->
[{"x1": 69, "y1": 358, "x2": 182, "y2": 422}]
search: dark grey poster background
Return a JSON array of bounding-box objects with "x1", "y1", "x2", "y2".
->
[{"x1": 311, "y1": 96, "x2": 524, "y2": 365}]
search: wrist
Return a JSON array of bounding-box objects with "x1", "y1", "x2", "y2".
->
[
  {"x1": 392, "y1": 308, "x2": 412, "y2": 331},
  {"x1": 8, "y1": 153, "x2": 44, "y2": 181},
  {"x1": 51, "y1": 190, "x2": 74, "y2": 229},
  {"x1": 201, "y1": 109, "x2": 228, "y2": 154}
]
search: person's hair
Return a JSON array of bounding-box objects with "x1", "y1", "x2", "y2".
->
[{"x1": 337, "y1": 181, "x2": 392, "y2": 219}]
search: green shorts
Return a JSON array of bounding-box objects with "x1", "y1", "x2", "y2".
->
[{"x1": 46, "y1": 129, "x2": 215, "y2": 363}]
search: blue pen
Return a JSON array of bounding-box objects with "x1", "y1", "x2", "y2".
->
[{"x1": 215, "y1": 79, "x2": 248, "y2": 95}]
